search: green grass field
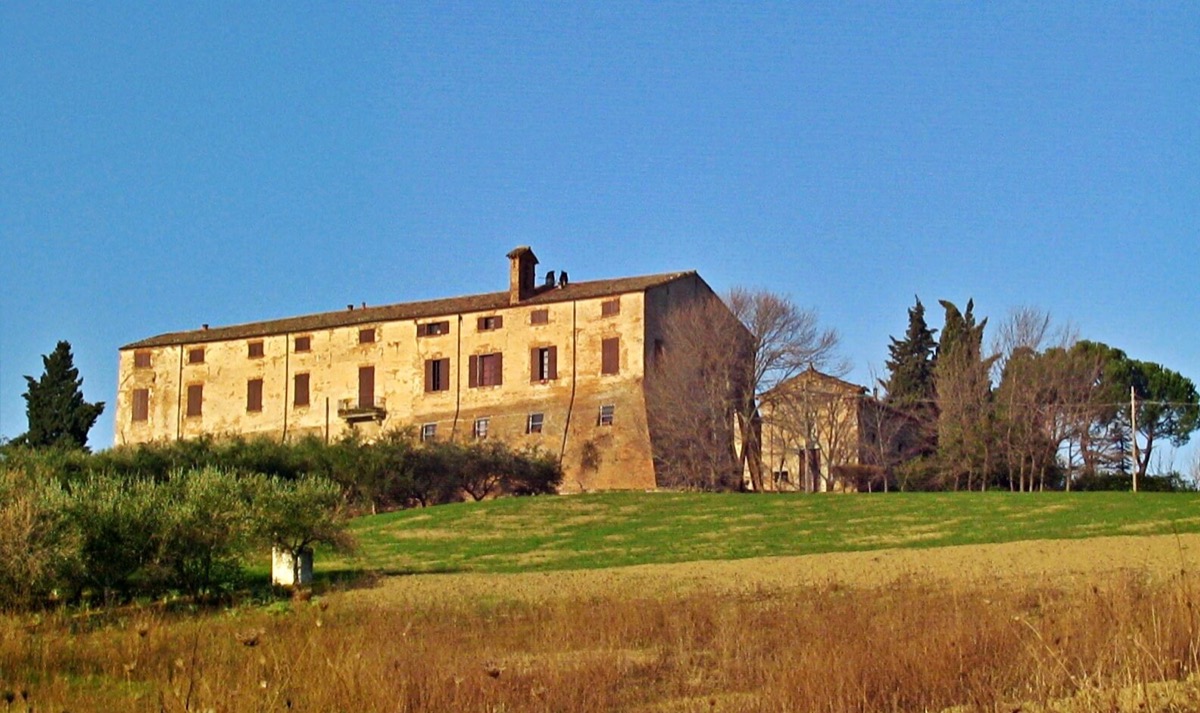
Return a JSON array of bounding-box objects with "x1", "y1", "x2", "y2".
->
[{"x1": 335, "y1": 490, "x2": 1200, "y2": 575}]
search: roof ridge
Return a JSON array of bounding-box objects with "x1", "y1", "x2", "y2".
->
[{"x1": 121, "y1": 270, "x2": 698, "y2": 350}]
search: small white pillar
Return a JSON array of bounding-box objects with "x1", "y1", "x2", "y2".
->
[{"x1": 271, "y1": 547, "x2": 313, "y2": 587}]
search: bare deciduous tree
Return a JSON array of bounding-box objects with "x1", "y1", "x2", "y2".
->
[
  {"x1": 645, "y1": 297, "x2": 746, "y2": 490},
  {"x1": 646, "y1": 287, "x2": 845, "y2": 492},
  {"x1": 727, "y1": 288, "x2": 846, "y2": 491}
]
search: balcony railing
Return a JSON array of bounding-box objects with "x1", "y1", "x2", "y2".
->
[{"x1": 337, "y1": 397, "x2": 387, "y2": 422}]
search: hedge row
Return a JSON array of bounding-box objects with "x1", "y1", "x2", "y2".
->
[{"x1": 1, "y1": 429, "x2": 563, "y2": 512}]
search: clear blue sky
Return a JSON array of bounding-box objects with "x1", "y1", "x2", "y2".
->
[{"x1": 2, "y1": 3, "x2": 1197, "y2": 470}]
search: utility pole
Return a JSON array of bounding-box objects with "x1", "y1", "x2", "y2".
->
[{"x1": 1130, "y1": 385, "x2": 1139, "y2": 493}]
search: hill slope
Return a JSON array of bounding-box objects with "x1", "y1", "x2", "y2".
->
[{"x1": 342, "y1": 491, "x2": 1200, "y2": 575}]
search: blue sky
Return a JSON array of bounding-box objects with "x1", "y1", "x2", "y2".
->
[{"x1": 2, "y1": 2, "x2": 1197, "y2": 469}]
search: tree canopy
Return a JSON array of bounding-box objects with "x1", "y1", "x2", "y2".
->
[
  {"x1": 20, "y1": 341, "x2": 105, "y2": 450},
  {"x1": 882, "y1": 296, "x2": 937, "y2": 411}
]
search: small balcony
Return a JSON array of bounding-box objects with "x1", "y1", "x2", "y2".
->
[{"x1": 337, "y1": 397, "x2": 387, "y2": 423}]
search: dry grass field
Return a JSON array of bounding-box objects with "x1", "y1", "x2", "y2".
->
[{"x1": 7, "y1": 533, "x2": 1200, "y2": 712}]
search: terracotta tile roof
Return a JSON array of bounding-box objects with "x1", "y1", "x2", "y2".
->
[{"x1": 121, "y1": 271, "x2": 697, "y2": 350}]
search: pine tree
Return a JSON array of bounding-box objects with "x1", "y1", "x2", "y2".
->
[
  {"x1": 882, "y1": 297, "x2": 938, "y2": 410},
  {"x1": 20, "y1": 340, "x2": 105, "y2": 450}
]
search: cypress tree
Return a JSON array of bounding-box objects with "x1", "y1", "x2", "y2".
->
[
  {"x1": 20, "y1": 340, "x2": 105, "y2": 450},
  {"x1": 882, "y1": 296, "x2": 938, "y2": 410}
]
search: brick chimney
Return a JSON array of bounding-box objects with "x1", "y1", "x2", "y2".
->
[{"x1": 507, "y1": 246, "x2": 539, "y2": 304}]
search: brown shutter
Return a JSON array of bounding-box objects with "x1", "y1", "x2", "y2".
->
[
  {"x1": 186, "y1": 384, "x2": 203, "y2": 417},
  {"x1": 494, "y1": 353, "x2": 503, "y2": 385},
  {"x1": 548, "y1": 346, "x2": 558, "y2": 380},
  {"x1": 494, "y1": 315, "x2": 503, "y2": 329},
  {"x1": 468, "y1": 355, "x2": 479, "y2": 388},
  {"x1": 132, "y1": 388, "x2": 149, "y2": 422},
  {"x1": 294, "y1": 373, "x2": 310, "y2": 406},
  {"x1": 477, "y1": 317, "x2": 486, "y2": 331},
  {"x1": 359, "y1": 366, "x2": 375, "y2": 408},
  {"x1": 530, "y1": 347, "x2": 540, "y2": 382},
  {"x1": 602, "y1": 337, "x2": 619, "y2": 375},
  {"x1": 247, "y1": 379, "x2": 263, "y2": 412},
  {"x1": 424, "y1": 359, "x2": 434, "y2": 392}
]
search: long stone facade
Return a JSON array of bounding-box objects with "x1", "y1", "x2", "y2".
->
[{"x1": 116, "y1": 247, "x2": 727, "y2": 491}]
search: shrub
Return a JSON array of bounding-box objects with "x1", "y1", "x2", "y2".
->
[
  {"x1": 155, "y1": 468, "x2": 256, "y2": 598},
  {"x1": 250, "y1": 475, "x2": 355, "y2": 585},
  {"x1": 0, "y1": 466, "x2": 75, "y2": 610},
  {"x1": 61, "y1": 475, "x2": 168, "y2": 602}
]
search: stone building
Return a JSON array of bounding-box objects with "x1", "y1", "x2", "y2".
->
[
  {"x1": 115, "y1": 247, "x2": 732, "y2": 492},
  {"x1": 758, "y1": 367, "x2": 914, "y2": 492}
]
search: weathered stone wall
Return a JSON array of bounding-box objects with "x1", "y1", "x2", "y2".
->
[{"x1": 116, "y1": 292, "x2": 660, "y2": 490}]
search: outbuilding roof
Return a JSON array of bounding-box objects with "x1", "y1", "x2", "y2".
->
[{"x1": 121, "y1": 271, "x2": 696, "y2": 350}]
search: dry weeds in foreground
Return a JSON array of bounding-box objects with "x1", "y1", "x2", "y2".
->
[{"x1": 5, "y1": 536, "x2": 1200, "y2": 712}]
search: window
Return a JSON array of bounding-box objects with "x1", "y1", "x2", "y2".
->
[
  {"x1": 469, "y1": 353, "x2": 503, "y2": 387},
  {"x1": 359, "y1": 328, "x2": 376, "y2": 344},
  {"x1": 526, "y1": 412, "x2": 544, "y2": 434},
  {"x1": 530, "y1": 309, "x2": 549, "y2": 325},
  {"x1": 132, "y1": 388, "x2": 149, "y2": 422},
  {"x1": 187, "y1": 347, "x2": 205, "y2": 364},
  {"x1": 421, "y1": 423, "x2": 437, "y2": 442},
  {"x1": 477, "y1": 315, "x2": 503, "y2": 331},
  {"x1": 530, "y1": 346, "x2": 557, "y2": 382},
  {"x1": 134, "y1": 351, "x2": 151, "y2": 369},
  {"x1": 473, "y1": 417, "x2": 490, "y2": 439},
  {"x1": 598, "y1": 404, "x2": 615, "y2": 426},
  {"x1": 294, "y1": 336, "x2": 312, "y2": 352},
  {"x1": 358, "y1": 366, "x2": 375, "y2": 409},
  {"x1": 418, "y1": 321, "x2": 450, "y2": 337},
  {"x1": 601, "y1": 337, "x2": 620, "y2": 375},
  {"x1": 601, "y1": 298, "x2": 620, "y2": 317},
  {"x1": 186, "y1": 384, "x2": 203, "y2": 418},
  {"x1": 424, "y1": 358, "x2": 450, "y2": 392},
  {"x1": 248, "y1": 341, "x2": 265, "y2": 358},
  {"x1": 294, "y1": 373, "x2": 310, "y2": 407},
  {"x1": 247, "y1": 378, "x2": 263, "y2": 413}
]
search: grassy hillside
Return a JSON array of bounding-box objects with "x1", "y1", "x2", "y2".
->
[{"x1": 339, "y1": 490, "x2": 1200, "y2": 575}]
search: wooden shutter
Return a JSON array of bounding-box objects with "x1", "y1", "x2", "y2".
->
[
  {"x1": 437, "y1": 358, "x2": 449, "y2": 391},
  {"x1": 494, "y1": 353, "x2": 503, "y2": 386},
  {"x1": 359, "y1": 366, "x2": 375, "y2": 408},
  {"x1": 468, "y1": 355, "x2": 479, "y2": 388},
  {"x1": 494, "y1": 315, "x2": 503, "y2": 329},
  {"x1": 132, "y1": 388, "x2": 149, "y2": 422},
  {"x1": 548, "y1": 346, "x2": 558, "y2": 380},
  {"x1": 425, "y1": 359, "x2": 434, "y2": 392},
  {"x1": 602, "y1": 337, "x2": 619, "y2": 375},
  {"x1": 186, "y1": 384, "x2": 203, "y2": 417},
  {"x1": 530, "y1": 347, "x2": 540, "y2": 382},
  {"x1": 134, "y1": 351, "x2": 151, "y2": 368},
  {"x1": 294, "y1": 373, "x2": 310, "y2": 406},
  {"x1": 247, "y1": 379, "x2": 263, "y2": 412}
]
